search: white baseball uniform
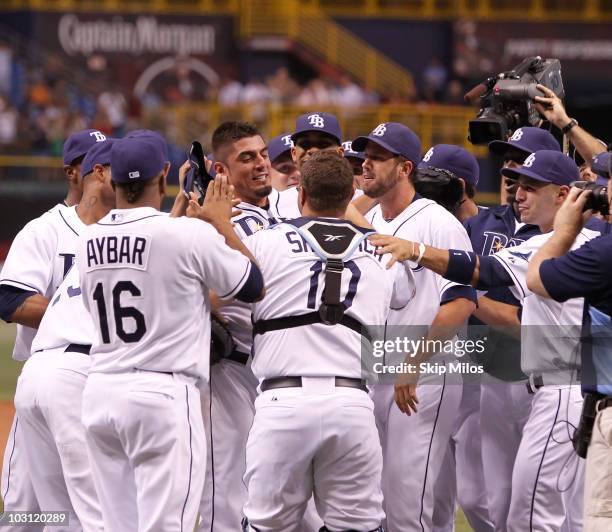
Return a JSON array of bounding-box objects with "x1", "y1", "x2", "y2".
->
[
  {"x1": 15, "y1": 265, "x2": 103, "y2": 531},
  {"x1": 489, "y1": 229, "x2": 596, "y2": 532},
  {"x1": 1, "y1": 204, "x2": 84, "y2": 531},
  {"x1": 77, "y1": 207, "x2": 255, "y2": 532},
  {"x1": 199, "y1": 201, "x2": 278, "y2": 532},
  {"x1": 241, "y1": 218, "x2": 413, "y2": 531},
  {"x1": 366, "y1": 196, "x2": 474, "y2": 532}
]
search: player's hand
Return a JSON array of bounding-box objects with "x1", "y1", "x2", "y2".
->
[
  {"x1": 533, "y1": 84, "x2": 570, "y2": 129},
  {"x1": 553, "y1": 186, "x2": 593, "y2": 237},
  {"x1": 369, "y1": 234, "x2": 417, "y2": 268},
  {"x1": 178, "y1": 159, "x2": 191, "y2": 194},
  {"x1": 394, "y1": 366, "x2": 419, "y2": 415},
  {"x1": 187, "y1": 175, "x2": 240, "y2": 225}
]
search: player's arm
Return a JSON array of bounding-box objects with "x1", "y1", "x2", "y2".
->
[
  {"x1": 344, "y1": 203, "x2": 373, "y2": 229},
  {"x1": 394, "y1": 294, "x2": 476, "y2": 416},
  {"x1": 534, "y1": 84, "x2": 606, "y2": 163},
  {"x1": 0, "y1": 285, "x2": 49, "y2": 328},
  {"x1": 369, "y1": 235, "x2": 513, "y2": 289},
  {"x1": 350, "y1": 194, "x2": 378, "y2": 215},
  {"x1": 472, "y1": 296, "x2": 521, "y2": 330}
]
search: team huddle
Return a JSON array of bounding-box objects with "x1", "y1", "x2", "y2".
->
[{"x1": 0, "y1": 101, "x2": 606, "y2": 531}]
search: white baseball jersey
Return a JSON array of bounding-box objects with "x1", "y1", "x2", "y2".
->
[
  {"x1": 367, "y1": 196, "x2": 474, "y2": 328},
  {"x1": 0, "y1": 205, "x2": 85, "y2": 360},
  {"x1": 31, "y1": 265, "x2": 94, "y2": 353},
  {"x1": 76, "y1": 207, "x2": 253, "y2": 382},
  {"x1": 221, "y1": 201, "x2": 285, "y2": 355},
  {"x1": 244, "y1": 220, "x2": 414, "y2": 379},
  {"x1": 492, "y1": 227, "x2": 600, "y2": 377}
]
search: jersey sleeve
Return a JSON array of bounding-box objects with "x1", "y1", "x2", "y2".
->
[
  {"x1": 491, "y1": 235, "x2": 543, "y2": 301},
  {"x1": 431, "y1": 219, "x2": 476, "y2": 304},
  {"x1": 0, "y1": 217, "x2": 56, "y2": 294},
  {"x1": 191, "y1": 222, "x2": 253, "y2": 300},
  {"x1": 539, "y1": 234, "x2": 612, "y2": 302}
]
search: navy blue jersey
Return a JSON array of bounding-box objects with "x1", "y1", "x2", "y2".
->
[
  {"x1": 540, "y1": 233, "x2": 612, "y2": 394},
  {"x1": 464, "y1": 204, "x2": 540, "y2": 380}
]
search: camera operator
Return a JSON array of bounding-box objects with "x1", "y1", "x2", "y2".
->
[{"x1": 527, "y1": 167, "x2": 612, "y2": 532}]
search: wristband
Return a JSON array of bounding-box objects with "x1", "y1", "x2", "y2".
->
[
  {"x1": 445, "y1": 249, "x2": 477, "y2": 285},
  {"x1": 415, "y1": 242, "x2": 426, "y2": 264},
  {"x1": 561, "y1": 118, "x2": 578, "y2": 135}
]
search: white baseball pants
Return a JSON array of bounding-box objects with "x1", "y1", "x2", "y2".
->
[
  {"x1": 82, "y1": 371, "x2": 205, "y2": 532},
  {"x1": 14, "y1": 348, "x2": 103, "y2": 531},
  {"x1": 243, "y1": 379, "x2": 384, "y2": 532}
]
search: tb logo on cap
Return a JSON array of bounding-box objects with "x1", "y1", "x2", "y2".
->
[
  {"x1": 523, "y1": 153, "x2": 536, "y2": 167},
  {"x1": 282, "y1": 135, "x2": 294, "y2": 147},
  {"x1": 308, "y1": 114, "x2": 325, "y2": 128},
  {"x1": 128, "y1": 171, "x2": 141, "y2": 179},
  {"x1": 510, "y1": 129, "x2": 524, "y2": 141},
  {"x1": 372, "y1": 124, "x2": 387, "y2": 137},
  {"x1": 422, "y1": 147, "x2": 435, "y2": 162},
  {"x1": 90, "y1": 131, "x2": 107, "y2": 143},
  {"x1": 343, "y1": 141, "x2": 357, "y2": 154}
]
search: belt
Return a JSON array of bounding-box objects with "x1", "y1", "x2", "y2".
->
[
  {"x1": 226, "y1": 350, "x2": 249, "y2": 366},
  {"x1": 597, "y1": 397, "x2": 612, "y2": 412},
  {"x1": 526, "y1": 375, "x2": 544, "y2": 394},
  {"x1": 260, "y1": 376, "x2": 368, "y2": 393},
  {"x1": 64, "y1": 343, "x2": 91, "y2": 355}
]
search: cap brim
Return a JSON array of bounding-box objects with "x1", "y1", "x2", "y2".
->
[
  {"x1": 488, "y1": 140, "x2": 531, "y2": 157},
  {"x1": 501, "y1": 166, "x2": 552, "y2": 183},
  {"x1": 291, "y1": 130, "x2": 340, "y2": 144},
  {"x1": 352, "y1": 135, "x2": 400, "y2": 156},
  {"x1": 345, "y1": 152, "x2": 365, "y2": 161}
]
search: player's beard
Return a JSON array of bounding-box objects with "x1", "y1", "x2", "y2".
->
[
  {"x1": 363, "y1": 167, "x2": 399, "y2": 199},
  {"x1": 254, "y1": 185, "x2": 273, "y2": 198}
]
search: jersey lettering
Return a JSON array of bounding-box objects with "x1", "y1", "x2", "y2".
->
[
  {"x1": 86, "y1": 235, "x2": 148, "y2": 270},
  {"x1": 481, "y1": 231, "x2": 526, "y2": 256},
  {"x1": 60, "y1": 253, "x2": 76, "y2": 279},
  {"x1": 235, "y1": 216, "x2": 266, "y2": 237},
  {"x1": 285, "y1": 231, "x2": 312, "y2": 254}
]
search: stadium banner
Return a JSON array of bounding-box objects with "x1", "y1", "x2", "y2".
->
[
  {"x1": 33, "y1": 11, "x2": 237, "y2": 96},
  {"x1": 454, "y1": 20, "x2": 612, "y2": 81}
]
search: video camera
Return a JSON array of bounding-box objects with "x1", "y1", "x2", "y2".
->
[{"x1": 467, "y1": 56, "x2": 564, "y2": 145}]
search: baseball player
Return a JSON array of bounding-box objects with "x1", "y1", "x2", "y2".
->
[
  {"x1": 470, "y1": 128, "x2": 557, "y2": 531},
  {"x1": 199, "y1": 121, "x2": 278, "y2": 532},
  {"x1": 351, "y1": 123, "x2": 478, "y2": 531},
  {"x1": 342, "y1": 140, "x2": 366, "y2": 190},
  {"x1": 242, "y1": 151, "x2": 414, "y2": 532},
  {"x1": 14, "y1": 139, "x2": 116, "y2": 531},
  {"x1": 418, "y1": 145, "x2": 493, "y2": 532},
  {"x1": 77, "y1": 132, "x2": 264, "y2": 532},
  {"x1": 268, "y1": 133, "x2": 299, "y2": 191},
  {"x1": 0, "y1": 129, "x2": 107, "y2": 530},
  {"x1": 270, "y1": 112, "x2": 345, "y2": 220},
  {"x1": 371, "y1": 150, "x2": 592, "y2": 531}
]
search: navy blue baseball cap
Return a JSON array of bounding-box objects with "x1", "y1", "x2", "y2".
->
[
  {"x1": 81, "y1": 138, "x2": 115, "y2": 178},
  {"x1": 353, "y1": 122, "x2": 421, "y2": 164},
  {"x1": 419, "y1": 144, "x2": 480, "y2": 187},
  {"x1": 501, "y1": 150, "x2": 579, "y2": 186},
  {"x1": 591, "y1": 152, "x2": 611, "y2": 179},
  {"x1": 488, "y1": 127, "x2": 560, "y2": 157},
  {"x1": 110, "y1": 136, "x2": 167, "y2": 183},
  {"x1": 268, "y1": 133, "x2": 294, "y2": 163},
  {"x1": 342, "y1": 140, "x2": 365, "y2": 161},
  {"x1": 291, "y1": 112, "x2": 342, "y2": 144},
  {"x1": 63, "y1": 129, "x2": 108, "y2": 166},
  {"x1": 125, "y1": 129, "x2": 169, "y2": 159}
]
